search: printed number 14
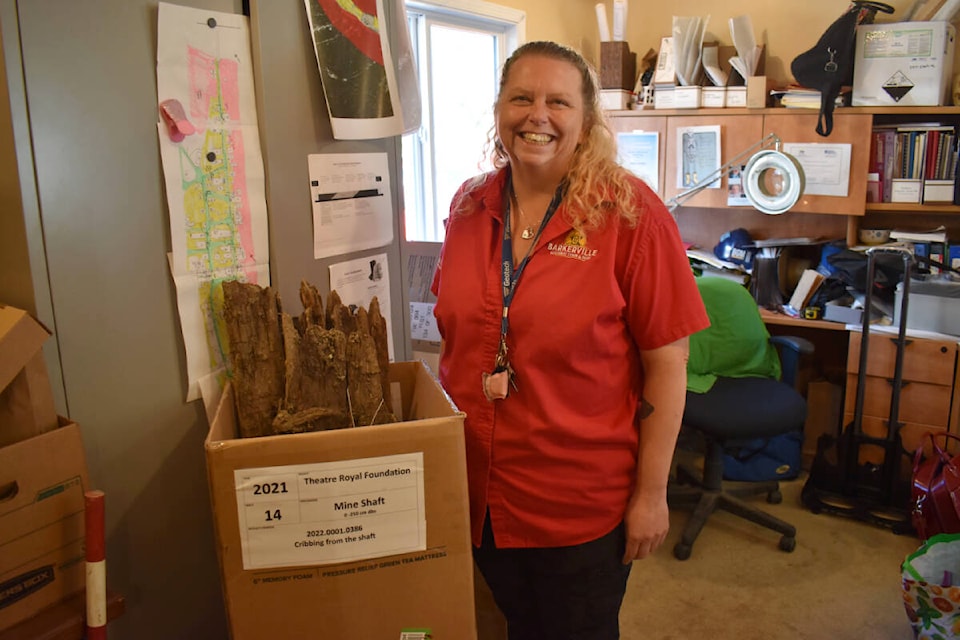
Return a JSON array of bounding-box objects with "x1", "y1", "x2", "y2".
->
[{"x1": 265, "y1": 509, "x2": 282, "y2": 522}]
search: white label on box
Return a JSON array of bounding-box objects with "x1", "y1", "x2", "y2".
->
[{"x1": 234, "y1": 453, "x2": 426, "y2": 569}]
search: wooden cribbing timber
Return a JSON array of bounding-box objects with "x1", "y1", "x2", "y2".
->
[{"x1": 222, "y1": 279, "x2": 396, "y2": 438}]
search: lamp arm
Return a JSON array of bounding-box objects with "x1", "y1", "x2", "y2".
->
[{"x1": 666, "y1": 133, "x2": 782, "y2": 212}]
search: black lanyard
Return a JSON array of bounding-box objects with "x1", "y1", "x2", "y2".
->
[{"x1": 496, "y1": 182, "x2": 564, "y2": 369}]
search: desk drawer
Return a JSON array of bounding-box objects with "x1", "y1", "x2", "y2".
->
[
  {"x1": 847, "y1": 333, "x2": 956, "y2": 386},
  {"x1": 844, "y1": 373, "x2": 952, "y2": 428}
]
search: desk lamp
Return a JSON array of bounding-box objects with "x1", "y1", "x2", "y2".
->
[{"x1": 665, "y1": 133, "x2": 805, "y2": 215}]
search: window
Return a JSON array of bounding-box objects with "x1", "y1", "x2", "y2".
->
[{"x1": 401, "y1": 0, "x2": 524, "y2": 242}]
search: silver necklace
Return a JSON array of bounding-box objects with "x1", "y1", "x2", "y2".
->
[{"x1": 512, "y1": 190, "x2": 539, "y2": 240}]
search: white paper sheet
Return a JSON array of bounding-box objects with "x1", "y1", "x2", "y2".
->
[
  {"x1": 310, "y1": 152, "x2": 394, "y2": 259},
  {"x1": 329, "y1": 253, "x2": 395, "y2": 360},
  {"x1": 616, "y1": 131, "x2": 660, "y2": 193},
  {"x1": 676, "y1": 125, "x2": 721, "y2": 190},
  {"x1": 782, "y1": 143, "x2": 851, "y2": 197}
]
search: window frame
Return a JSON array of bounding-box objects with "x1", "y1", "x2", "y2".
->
[{"x1": 401, "y1": 0, "x2": 525, "y2": 243}]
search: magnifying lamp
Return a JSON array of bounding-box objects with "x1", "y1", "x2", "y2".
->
[{"x1": 665, "y1": 133, "x2": 805, "y2": 215}]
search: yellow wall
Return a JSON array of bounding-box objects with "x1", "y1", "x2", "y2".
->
[{"x1": 493, "y1": 0, "x2": 952, "y2": 88}]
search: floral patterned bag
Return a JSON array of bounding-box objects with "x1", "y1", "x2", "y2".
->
[{"x1": 903, "y1": 533, "x2": 960, "y2": 639}]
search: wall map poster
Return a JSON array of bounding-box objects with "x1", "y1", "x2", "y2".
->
[
  {"x1": 156, "y1": 3, "x2": 271, "y2": 406},
  {"x1": 303, "y1": 0, "x2": 419, "y2": 139}
]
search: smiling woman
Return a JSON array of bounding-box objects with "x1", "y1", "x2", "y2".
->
[{"x1": 430, "y1": 40, "x2": 710, "y2": 639}]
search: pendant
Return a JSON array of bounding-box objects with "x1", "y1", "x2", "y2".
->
[
  {"x1": 521, "y1": 226, "x2": 535, "y2": 240},
  {"x1": 482, "y1": 370, "x2": 510, "y2": 401}
]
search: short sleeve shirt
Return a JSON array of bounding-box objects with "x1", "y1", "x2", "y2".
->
[{"x1": 431, "y1": 168, "x2": 709, "y2": 547}]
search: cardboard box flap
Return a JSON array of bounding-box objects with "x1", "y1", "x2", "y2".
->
[{"x1": 0, "y1": 306, "x2": 51, "y2": 392}]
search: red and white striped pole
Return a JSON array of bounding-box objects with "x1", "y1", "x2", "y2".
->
[{"x1": 85, "y1": 490, "x2": 107, "y2": 640}]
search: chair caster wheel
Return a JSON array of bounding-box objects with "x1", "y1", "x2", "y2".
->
[
  {"x1": 779, "y1": 535, "x2": 796, "y2": 552},
  {"x1": 767, "y1": 490, "x2": 782, "y2": 504},
  {"x1": 673, "y1": 542, "x2": 692, "y2": 560}
]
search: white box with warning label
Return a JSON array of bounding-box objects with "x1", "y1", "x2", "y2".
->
[{"x1": 852, "y1": 21, "x2": 956, "y2": 107}]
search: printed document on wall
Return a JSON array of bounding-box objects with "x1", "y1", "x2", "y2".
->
[
  {"x1": 329, "y1": 253, "x2": 395, "y2": 360},
  {"x1": 310, "y1": 152, "x2": 394, "y2": 259},
  {"x1": 304, "y1": 0, "x2": 419, "y2": 139},
  {"x1": 156, "y1": 3, "x2": 270, "y2": 405}
]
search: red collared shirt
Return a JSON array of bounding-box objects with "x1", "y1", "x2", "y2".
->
[{"x1": 431, "y1": 168, "x2": 708, "y2": 548}]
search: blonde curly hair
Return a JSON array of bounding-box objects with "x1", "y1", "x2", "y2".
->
[{"x1": 483, "y1": 40, "x2": 643, "y2": 229}]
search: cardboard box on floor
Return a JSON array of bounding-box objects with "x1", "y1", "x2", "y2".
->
[
  {"x1": 0, "y1": 419, "x2": 90, "y2": 632},
  {"x1": 0, "y1": 304, "x2": 58, "y2": 448},
  {"x1": 205, "y1": 361, "x2": 477, "y2": 640}
]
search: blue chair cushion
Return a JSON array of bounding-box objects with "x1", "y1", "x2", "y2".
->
[{"x1": 683, "y1": 376, "x2": 807, "y2": 441}]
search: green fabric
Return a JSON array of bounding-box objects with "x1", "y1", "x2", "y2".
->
[{"x1": 687, "y1": 276, "x2": 782, "y2": 393}]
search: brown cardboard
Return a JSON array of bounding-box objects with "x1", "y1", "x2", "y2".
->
[
  {"x1": 802, "y1": 381, "x2": 842, "y2": 468},
  {"x1": 205, "y1": 361, "x2": 477, "y2": 640},
  {"x1": 747, "y1": 76, "x2": 775, "y2": 109},
  {"x1": 0, "y1": 420, "x2": 89, "y2": 631},
  {"x1": 600, "y1": 41, "x2": 636, "y2": 90},
  {"x1": 0, "y1": 306, "x2": 57, "y2": 448}
]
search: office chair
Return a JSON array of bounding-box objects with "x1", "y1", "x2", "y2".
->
[{"x1": 669, "y1": 276, "x2": 813, "y2": 560}]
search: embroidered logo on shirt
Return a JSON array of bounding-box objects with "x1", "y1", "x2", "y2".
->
[{"x1": 547, "y1": 229, "x2": 598, "y2": 262}]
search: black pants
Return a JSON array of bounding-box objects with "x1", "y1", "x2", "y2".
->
[{"x1": 473, "y1": 515, "x2": 632, "y2": 640}]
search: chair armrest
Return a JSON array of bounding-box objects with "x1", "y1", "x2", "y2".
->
[{"x1": 769, "y1": 336, "x2": 815, "y2": 389}]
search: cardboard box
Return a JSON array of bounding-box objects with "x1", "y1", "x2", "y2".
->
[
  {"x1": 891, "y1": 178, "x2": 922, "y2": 203},
  {"x1": 852, "y1": 21, "x2": 956, "y2": 107},
  {"x1": 0, "y1": 305, "x2": 57, "y2": 449},
  {"x1": 823, "y1": 302, "x2": 863, "y2": 325},
  {"x1": 0, "y1": 421, "x2": 89, "y2": 631},
  {"x1": 802, "y1": 381, "x2": 842, "y2": 468},
  {"x1": 205, "y1": 361, "x2": 476, "y2": 640},
  {"x1": 923, "y1": 179, "x2": 955, "y2": 202},
  {"x1": 652, "y1": 36, "x2": 675, "y2": 86},
  {"x1": 726, "y1": 87, "x2": 747, "y2": 108},
  {"x1": 701, "y1": 86, "x2": 726, "y2": 108},
  {"x1": 673, "y1": 86, "x2": 701, "y2": 109},
  {"x1": 653, "y1": 85, "x2": 675, "y2": 109},
  {"x1": 747, "y1": 76, "x2": 774, "y2": 108},
  {"x1": 600, "y1": 89, "x2": 632, "y2": 111},
  {"x1": 895, "y1": 280, "x2": 960, "y2": 336},
  {"x1": 599, "y1": 41, "x2": 636, "y2": 90}
]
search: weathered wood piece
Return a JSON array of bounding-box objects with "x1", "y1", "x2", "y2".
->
[
  {"x1": 273, "y1": 317, "x2": 350, "y2": 434},
  {"x1": 298, "y1": 279, "x2": 325, "y2": 331},
  {"x1": 222, "y1": 280, "x2": 285, "y2": 438},
  {"x1": 345, "y1": 319, "x2": 397, "y2": 426},
  {"x1": 326, "y1": 289, "x2": 357, "y2": 335},
  {"x1": 224, "y1": 280, "x2": 399, "y2": 436}
]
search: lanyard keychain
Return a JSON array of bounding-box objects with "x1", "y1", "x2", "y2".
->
[{"x1": 482, "y1": 182, "x2": 564, "y2": 402}]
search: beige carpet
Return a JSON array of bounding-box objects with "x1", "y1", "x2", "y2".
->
[{"x1": 619, "y1": 472, "x2": 922, "y2": 640}]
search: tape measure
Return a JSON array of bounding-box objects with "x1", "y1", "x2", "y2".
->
[{"x1": 803, "y1": 306, "x2": 822, "y2": 320}]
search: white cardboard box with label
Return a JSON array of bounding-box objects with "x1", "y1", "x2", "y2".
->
[{"x1": 852, "y1": 21, "x2": 956, "y2": 107}]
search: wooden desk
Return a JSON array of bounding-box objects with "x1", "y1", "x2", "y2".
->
[
  {"x1": 0, "y1": 591, "x2": 125, "y2": 640},
  {"x1": 759, "y1": 308, "x2": 849, "y2": 332}
]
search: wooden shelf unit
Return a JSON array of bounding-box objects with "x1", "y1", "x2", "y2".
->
[
  {"x1": 608, "y1": 106, "x2": 960, "y2": 249},
  {"x1": 609, "y1": 106, "x2": 960, "y2": 444}
]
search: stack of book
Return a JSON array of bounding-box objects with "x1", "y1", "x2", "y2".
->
[
  {"x1": 869, "y1": 122, "x2": 959, "y2": 204},
  {"x1": 771, "y1": 86, "x2": 851, "y2": 109},
  {"x1": 889, "y1": 226, "x2": 958, "y2": 275}
]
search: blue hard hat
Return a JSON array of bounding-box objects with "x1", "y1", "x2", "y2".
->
[{"x1": 713, "y1": 228, "x2": 756, "y2": 271}]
